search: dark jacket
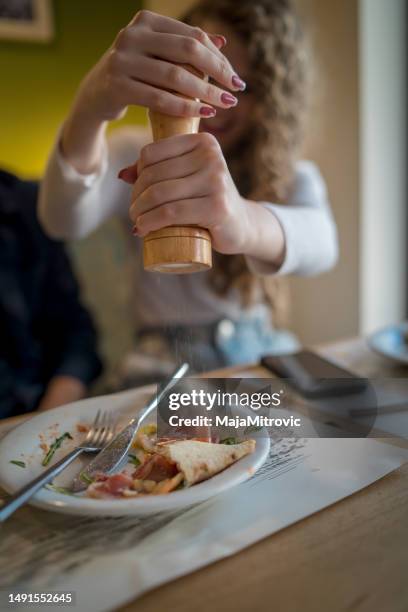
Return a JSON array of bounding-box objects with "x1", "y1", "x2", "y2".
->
[{"x1": 0, "y1": 169, "x2": 102, "y2": 418}]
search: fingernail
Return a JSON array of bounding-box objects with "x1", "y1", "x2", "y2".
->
[
  {"x1": 211, "y1": 34, "x2": 227, "y2": 49},
  {"x1": 132, "y1": 225, "x2": 139, "y2": 236},
  {"x1": 135, "y1": 216, "x2": 146, "y2": 236},
  {"x1": 118, "y1": 165, "x2": 138, "y2": 181},
  {"x1": 200, "y1": 106, "x2": 217, "y2": 117},
  {"x1": 221, "y1": 92, "x2": 238, "y2": 107},
  {"x1": 232, "y1": 75, "x2": 246, "y2": 91}
]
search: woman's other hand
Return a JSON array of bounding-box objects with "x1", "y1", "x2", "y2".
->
[
  {"x1": 120, "y1": 133, "x2": 285, "y2": 266},
  {"x1": 73, "y1": 10, "x2": 244, "y2": 123},
  {"x1": 62, "y1": 10, "x2": 245, "y2": 175}
]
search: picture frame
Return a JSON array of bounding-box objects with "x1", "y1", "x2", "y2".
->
[{"x1": 0, "y1": 0, "x2": 53, "y2": 42}]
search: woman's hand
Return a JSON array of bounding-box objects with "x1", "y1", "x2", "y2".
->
[
  {"x1": 124, "y1": 132, "x2": 249, "y2": 254},
  {"x1": 73, "y1": 10, "x2": 244, "y2": 123},
  {"x1": 62, "y1": 10, "x2": 245, "y2": 175},
  {"x1": 120, "y1": 133, "x2": 285, "y2": 265}
]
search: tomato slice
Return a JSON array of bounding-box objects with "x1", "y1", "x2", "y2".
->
[{"x1": 133, "y1": 454, "x2": 178, "y2": 482}]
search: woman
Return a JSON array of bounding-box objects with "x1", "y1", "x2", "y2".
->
[{"x1": 39, "y1": 0, "x2": 338, "y2": 378}]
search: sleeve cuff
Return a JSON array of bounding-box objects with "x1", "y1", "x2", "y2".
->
[{"x1": 245, "y1": 203, "x2": 299, "y2": 277}]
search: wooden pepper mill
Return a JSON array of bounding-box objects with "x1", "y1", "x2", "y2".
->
[{"x1": 143, "y1": 107, "x2": 213, "y2": 274}]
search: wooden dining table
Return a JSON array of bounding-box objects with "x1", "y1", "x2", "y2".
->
[
  {"x1": 1, "y1": 337, "x2": 407, "y2": 612},
  {"x1": 120, "y1": 338, "x2": 408, "y2": 612}
]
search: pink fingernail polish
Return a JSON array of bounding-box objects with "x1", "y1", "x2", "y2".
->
[
  {"x1": 212, "y1": 34, "x2": 227, "y2": 48},
  {"x1": 118, "y1": 165, "x2": 138, "y2": 182},
  {"x1": 200, "y1": 106, "x2": 216, "y2": 117},
  {"x1": 221, "y1": 92, "x2": 238, "y2": 106},
  {"x1": 232, "y1": 75, "x2": 246, "y2": 91}
]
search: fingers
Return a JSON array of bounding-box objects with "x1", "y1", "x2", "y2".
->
[
  {"x1": 122, "y1": 55, "x2": 238, "y2": 110},
  {"x1": 208, "y1": 34, "x2": 227, "y2": 50},
  {"x1": 133, "y1": 197, "x2": 213, "y2": 236},
  {"x1": 123, "y1": 79, "x2": 215, "y2": 118},
  {"x1": 108, "y1": 10, "x2": 245, "y2": 120},
  {"x1": 138, "y1": 134, "x2": 202, "y2": 169},
  {"x1": 127, "y1": 132, "x2": 227, "y2": 233},
  {"x1": 118, "y1": 163, "x2": 138, "y2": 183},
  {"x1": 118, "y1": 135, "x2": 203, "y2": 185},
  {"x1": 130, "y1": 170, "x2": 209, "y2": 219},
  {"x1": 131, "y1": 149, "x2": 203, "y2": 200},
  {"x1": 138, "y1": 31, "x2": 243, "y2": 94},
  {"x1": 130, "y1": 11, "x2": 228, "y2": 67}
]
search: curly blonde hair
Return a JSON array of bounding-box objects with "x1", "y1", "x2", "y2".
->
[{"x1": 184, "y1": 0, "x2": 308, "y2": 325}]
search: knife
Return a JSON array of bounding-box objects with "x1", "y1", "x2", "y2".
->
[{"x1": 71, "y1": 363, "x2": 189, "y2": 492}]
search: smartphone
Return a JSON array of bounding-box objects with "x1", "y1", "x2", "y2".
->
[{"x1": 260, "y1": 350, "x2": 368, "y2": 398}]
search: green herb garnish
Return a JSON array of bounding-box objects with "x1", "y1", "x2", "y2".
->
[
  {"x1": 220, "y1": 437, "x2": 237, "y2": 445},
  {"x1": 42, "y1": 432, "x2": 73, "y2": 466},
  {"x1": 45, "y1": 484, "x2": 74, "y2": 496},
  {"x1": 10, "y1": 460, "x2": 26, "y2": 468},
  {"x1": 128, "y1": 453, "x2": 141, "y2": 466},
  {"x1": 79, "y1": 472, "x2": 94, "y2": 485}
]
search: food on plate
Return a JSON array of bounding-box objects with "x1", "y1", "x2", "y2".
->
[
  {"x1": 127, "y1": 453, "x2": 141, "y2": 467},
  {"x1": 83, "y1": 424, "x2": 255, "y2": 499},
  {"x1": 160, "y1": 439, "x2": 255, "y2": 487},
  {"x1": 46, "y1": 484, "x2": 74, "y2": 496},
  {"x1": 42, "y1": 432, "x2": 73, "y2": 466},
  {"x1": 10, "y1": 460, "x2": 26, "y2": 468}
]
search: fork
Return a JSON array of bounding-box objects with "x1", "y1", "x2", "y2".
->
[{"x1": 0, "y1": 410, "x2": 117, "y2": 522}]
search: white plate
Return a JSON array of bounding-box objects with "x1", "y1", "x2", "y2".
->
[
  {"x1": 368, "y1": 322, "x2": 408, "y2": 365},
  {"x1": 0, "y1": 387, "x2": 270, "y2": 517}
]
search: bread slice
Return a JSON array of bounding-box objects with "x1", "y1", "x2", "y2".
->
[{"x1": 160, "y1": 439, "x2": 255, "y2": 486}]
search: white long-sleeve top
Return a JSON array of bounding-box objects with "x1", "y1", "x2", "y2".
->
[{"x1": 38, "y1": 127, "x2": 338, "y2": 327}]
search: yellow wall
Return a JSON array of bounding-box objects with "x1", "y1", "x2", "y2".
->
[{"x1": 0, "y1": 0, "x2": 145, "y2": 179}]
